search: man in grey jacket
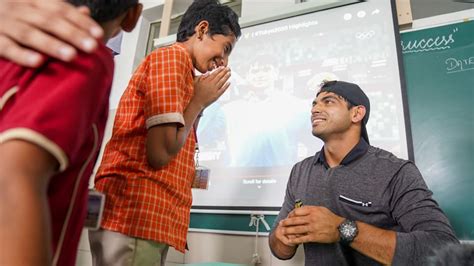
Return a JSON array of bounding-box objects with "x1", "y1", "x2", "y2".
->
[{"x1": 269, "y1": 80, "x2": 459, "y2": 265}]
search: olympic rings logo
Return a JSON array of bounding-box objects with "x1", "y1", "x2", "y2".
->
[{"x1": 355, "y1": 30, "x2": 375, "y2": 40}]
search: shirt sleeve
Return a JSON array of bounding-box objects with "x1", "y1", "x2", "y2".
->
[
  {"x1": 269, "y1": 163, "x2": 300, "y2": 260},
  {"x1": 390, "y1": 163, "x2": 459, "y2": 265},
  {"x1": 0, "y1": 53, "x2": 112, "y2": 172},
  {"x1": 144, "y1": 48, "x2": 190, "y2": 129}
]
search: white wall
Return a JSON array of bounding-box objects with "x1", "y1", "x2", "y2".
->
[{"x1": 241, "y1": 0, "x2": 296, "y2": 18}]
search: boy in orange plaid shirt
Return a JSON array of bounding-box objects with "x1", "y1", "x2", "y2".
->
[{"x1": 89, "y1": 0, "x2": 241, "y2": 264}]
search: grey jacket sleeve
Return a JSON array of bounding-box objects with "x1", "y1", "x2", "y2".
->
[{"x1": 390, "y1": 162, "x2": 459, "y2": 265}]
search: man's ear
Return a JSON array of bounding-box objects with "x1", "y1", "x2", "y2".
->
[
  {"x1": 121, "y1": 3, "x2": 143, "y2": 32},
  {"x1": 194, "y1": 20, "x2": 209, "y2": 39},
  {"x1": 351, "y1": 105, "x2": 366, "y2": 124}
]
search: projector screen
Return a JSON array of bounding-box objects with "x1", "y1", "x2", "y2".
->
[{"x1": 192, "y1": 0, "x2": 412, "y2": 212}]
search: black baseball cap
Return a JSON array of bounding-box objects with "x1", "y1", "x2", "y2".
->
[{"x1": 317, "y1": 80, "x2": 370, "y2": 144}]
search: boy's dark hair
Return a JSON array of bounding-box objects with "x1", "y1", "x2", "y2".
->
[
  {"x1": 68, "y1": 0, "x2": 138, "y2": 23},
  {"x1": 177, "y1": 0, "x2": 241, "y2": 42}
]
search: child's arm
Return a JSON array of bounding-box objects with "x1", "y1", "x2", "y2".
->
[
  {"x1": 0, "y1": 140, "x2": 57, "y2": 265},
  {"x1": 0, "y1": 47, "x2": 113, "y2": 264},
  {"x1": 146, "y1": 67, "x2": 231, "y2": 168}
]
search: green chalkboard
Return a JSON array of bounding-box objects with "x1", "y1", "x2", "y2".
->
[
  {"x1": 189, "y1": 213, "x2": 277, "y2": 233},
  {"x1": 401, "y1": 20, "x2": 474, "y2": 240}
]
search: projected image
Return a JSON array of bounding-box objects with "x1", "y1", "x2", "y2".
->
[
  {"x1": 193, "y1": 0, "x2": 408, "y2": 209},
  {"x1": 199, "y1": 53, "x2": 311, "y2": 168}
]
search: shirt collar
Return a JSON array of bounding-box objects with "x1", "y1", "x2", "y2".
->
[
  {"x1": 174, "y1": 42, "x2": 195, "y2": 77},
  {"x1": 314, "y1": 138, "x2": 369, "y2": 168}
]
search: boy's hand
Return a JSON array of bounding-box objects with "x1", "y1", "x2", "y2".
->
[
  {"x1": 0, "y1": 0, "x2": 103, "y2": 67},
  {"x1": 192, "y1": 67, "x2": 231, "y2": 109}
]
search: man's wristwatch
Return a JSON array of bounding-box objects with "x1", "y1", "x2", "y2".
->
[{"x1": 338, "y1": 219, "x2": 358, "y2": 245}]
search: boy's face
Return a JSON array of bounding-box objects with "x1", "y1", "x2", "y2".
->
[{"x1": 193, "y1": 33, "x2": 237, "y2": 73}]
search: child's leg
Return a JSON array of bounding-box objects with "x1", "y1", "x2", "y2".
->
[{"x1": 89, "y1": 229, "x2": 169, "y2": 266}]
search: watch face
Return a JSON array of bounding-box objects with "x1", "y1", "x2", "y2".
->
[
  {"x1": 339, "y1": 220, "x2": 358, "y2": 244},
  {"x1": 341, "y1": 222, "x2": 357, "y2": 237}
]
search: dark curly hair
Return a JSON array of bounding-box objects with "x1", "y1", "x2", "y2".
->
[
  {"x1": 177, "y1": 0, "x2": 241, "y2": 42},
  {"x1": 68, "y1": 0, "x2": 138, "y2": 23}
]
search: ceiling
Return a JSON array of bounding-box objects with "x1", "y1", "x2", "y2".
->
[{"x1": 410, "y1": 0, "x2": 473, "y2": 19}]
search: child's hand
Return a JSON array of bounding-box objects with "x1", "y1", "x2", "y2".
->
[{"x1": 192, "y1": 67, "x2": 231, "y2": 109}]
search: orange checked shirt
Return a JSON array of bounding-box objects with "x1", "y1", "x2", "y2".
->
[{"x1": 95, "y1": 43, "x2": 195, "y2": 252}]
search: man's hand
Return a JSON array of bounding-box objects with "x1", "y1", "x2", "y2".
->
[
  {"x1": 269, "y1": 220, "x2": 299, "y2": 260},
  {"x1": 281, "y1": 206, "x2": 344, "y2": 245},
  {"x1": 276, "y1": 205, "x2": 397, "y2": 264},
  {"x1": 192, "y1": 67, "x2": 231, "y2": 109},
  {"x1": 273, "y1": 219, "x2": 299, "y2": 248},
  {"x1": 269, "y1": 206, "x2": 343, "y2": 259},
  {"x1": 0, "y1": 0, "x2": 103, "y2": 67}
]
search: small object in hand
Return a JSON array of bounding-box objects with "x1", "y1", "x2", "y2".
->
[{"x1": 295, "y1": 199, "x2": 303, "y2": 208}]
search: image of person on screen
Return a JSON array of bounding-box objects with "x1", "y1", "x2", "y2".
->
[
  {"x1": 220, "y1": 53, "x2": 310, "y2": 167},
  {"x1": 269, "y1": 80, "x2": 459, "y2": 265}
]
